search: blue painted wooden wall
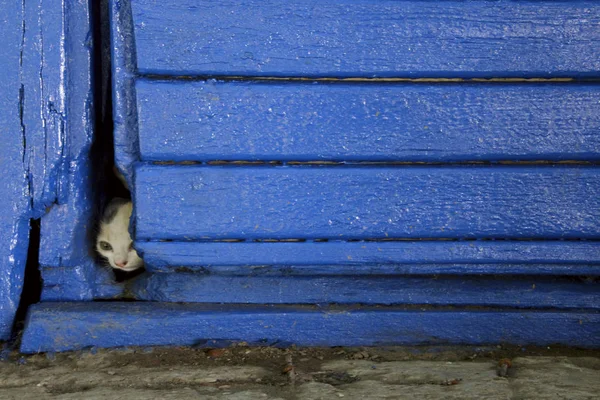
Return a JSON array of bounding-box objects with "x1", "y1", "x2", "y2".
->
[{"x1": 21, "y1": 0, "x2": 600, "y2": 352}]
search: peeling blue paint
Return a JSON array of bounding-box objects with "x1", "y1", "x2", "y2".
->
[
  {"x1": 36, "y1": 0, "x2": 99, "y2": 303},
  {"x1": 0, "y1": 0, "x2": 30, "y2": 339}
]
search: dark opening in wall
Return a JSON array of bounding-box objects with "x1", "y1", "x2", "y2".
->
[
  {"x1": 89, "y1": 0, "x2": 129, "y2": 214},
  {"x1": 89, "y1": 0, "x2": 142, "y2": 284},
  {"x1": 13, "y1": 219, "x2": 42, "y2": 337}
]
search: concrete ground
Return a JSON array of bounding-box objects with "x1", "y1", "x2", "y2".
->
[{"x1": 0, "y1": 345, "x2": 598, "y2": 399}]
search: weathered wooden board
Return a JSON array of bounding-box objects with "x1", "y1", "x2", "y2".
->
[
  {"x1": 0, "y1": 0, "x2": 30, "y2": 340},
  {"x1": 137, "y1": 81, "x2": 600, "y2": 162},
  {"x1": 0, "y1": 0, "x2": 94, "y2": 338},
  {"x1": 131, "y1": 273, "x2": 600, "y2": 309},
  {"x1": 135, "y1": 166, "x2": 600, "y2": 240},
  {"x1": 129, "y1": 0, "x2": 600, "y2": 77},
  {"x1": 21, "y1": 0, "x2": 69, "y2": 213},
  {"x1": 27, "y1": 0, "x2": 102, "y2": 315},
  {"x1": 40, "y1": 265, "x2": 125, "y2": 302},
  {"x1": 20, "y1": 303, "x2": 600, "y2": 352},
  {"x1": 38, "y1": 0, "x2": 96, "y2": 274},
  {"x1": 111, "y1": 0, "x2": 140, "y2": 184},
  {"x1": 137, "y1": 241, "x2": 600, "y2": 276}
]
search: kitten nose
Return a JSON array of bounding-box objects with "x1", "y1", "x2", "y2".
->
[{"x1": 115, "y1": 260, "x2": 128, "y2": 268}]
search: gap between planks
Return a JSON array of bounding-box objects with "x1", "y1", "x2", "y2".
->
[
  {"x1": 140, "y1": 75, "x2": 590, "y2": 83},
  {"x1": 141, "y1": 238, "x2": 600, "y2": 243},
  {"x1": 150, "y1": 160, "x2": 600, "y2": 166}
]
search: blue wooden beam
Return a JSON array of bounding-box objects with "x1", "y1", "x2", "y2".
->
[
  {"x1": 137, "y1": 81, "x2": 600, "y2": 162},
  {"x1": 38, "y1": 0, "x2": 94, "y2": 268},
  {"x1": 135, "y1": 165, "x2": 600, "y2": 240},
  {"x1": 131, "y1": 273, "x2": 600, "y2": 309},
  {"x1": 35, "y1": 0, "x2": 98, "y2": 303},
  {"x1": 0, "y1": 0, "x2": 30, "y2": 340},
  {"x1": 128, "y1": 0, "x2": 600, "y2": 77},
  {"x1": 21, "y1": 0, "x2": 67, "y2": 214},
  {"x1": 110, "y1": 0, "x2": 141, "y2": 185},
  {"x1": 137, "y1": 241, "x2": 600, "y2": 275},
  {"x1": 20, "y1": 303, "x2": 600, "y2": 353}
]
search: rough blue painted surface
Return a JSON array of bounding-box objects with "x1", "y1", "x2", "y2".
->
[
  {"x1": 40, "y1": 265, "x2": 124, "y2": 302},
  {"x1": 132, "y1": 273, "x2": 600, "y2": 309},
  {"x1": 83, "y1": 0, "x2": 600, "y2": 352},
  {"x1": 135, "y1": 165, "x2": 600, "y2": 240},
  {"x1": 37, "y1": 0, "x2": 98, "y2": 308},
  {"x1": 20, "y1": 303, "x2": 600, "y2": 353},
  {"x1": 137, "y1": 81, "x2": 600, "y2": 162},
  {"x1": 137, "y1": 241, "x2": 600, "y2": 275},
  {"x1": 130, "y1": 0, "x2": 600, "y2": 77},
  {"x1": 110, "y1": 0, "x2": 140, "y2": 185},
  {"x1": 0, "y1": 0, "x2": 30, "y2": 340},
  {"x1": 21, "y1": 0, "x2": 69, "y2": 214},
  {"x1": 143, "y1": 263, "x2": 600, "y2": 277},
  {"x1": 0, "y1": 0, "x2": 94, "y2": 338},
  {"x1": 23, "y1": 0, "x2": 95, "y2": 274}
]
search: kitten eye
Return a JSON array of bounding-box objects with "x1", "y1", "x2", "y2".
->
[
  {"x1": 99, "y1": 241, "x2": 113, "y2": 251},
  {"x1": 129, "y1": 242, "x2": 134, "y2": 251}
]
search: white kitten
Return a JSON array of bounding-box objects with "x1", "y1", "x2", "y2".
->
[{"x1": 96, "y1": 198, "x2": 144, "y2": 271}]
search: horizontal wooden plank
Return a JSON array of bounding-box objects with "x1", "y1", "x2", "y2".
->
[
  {"x1": 21, "y1": 303, "x2": 600, "y2": 352},
  {"x1": 131, "y1": 273, "x2": 600, "y2": 308},
  {"x1": 136, "y1": 241, "x2": 600, "y2": 275},
  {"x1": 134, "y1": 166, "x2": 600, "y2": 240},
  {"x1": 137, "y1": 82, "x2": 600, "y2": 162},
  {"x1": 130, "y1": 0, "x2": 600, "y2": 77}
]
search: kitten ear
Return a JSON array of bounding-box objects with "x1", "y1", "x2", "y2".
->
[{"x1": 102, "y1": 198, "x2": 131, "y2": 223}]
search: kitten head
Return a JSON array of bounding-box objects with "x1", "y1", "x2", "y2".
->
[{"x1": 96, "y1": 198, "x2": 144, "y2": 271}]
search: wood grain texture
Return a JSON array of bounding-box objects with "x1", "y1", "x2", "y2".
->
[
  {"x1": 38, "y1": 0, "x2": 96, "y2": 280},
  {"x1": 110, "y1": 0, "x2": 141, "y2": 185},
  {"x1": 135, "y1": 165, "x2": 600, "y2": 240},
  {"x1": 0, "y1": 0, "x2": 30, "y2": 339},
  {"x1": 132, "y1": 273, "x2": 600, "y2": 309},
  {"x1": 137, "y1": 241, "x2": 600, "y2": 275},
  {"x1": 20, "y1": 303, "x2": 600, "y2": 352},
  {"x1": 21, "y1": 0, "x2": 68, "y2": 214},
  {"x1": 40, "y1": 264, "x2": 125, "y2": 302},
  {"x1": 34, "y1": 0, "x2": 105, "y2": 313},
  {"x1": 137, "y1": 81, "x2": 600, "y2": 162},
  {"x1": 130, "y1": 0, "x2": 600, "y2": 77},
  {"x1": 0, "y1": 0, "x2": 95, "y2": 335}
]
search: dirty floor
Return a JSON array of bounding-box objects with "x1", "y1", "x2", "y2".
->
[{"x1": 0, "y1": 345, "x2": 598, "y2": 399}]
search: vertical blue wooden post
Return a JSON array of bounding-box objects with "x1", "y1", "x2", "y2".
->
[
  {"x1": 0, "y1": 0, "x2": 114, "y2": 339},
  {"x1": 0, "y1": 0, "x2": 30, "y2": 340},
  {"x1": 20, "y1": 0, "x2": 121, "y2": 303}
]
